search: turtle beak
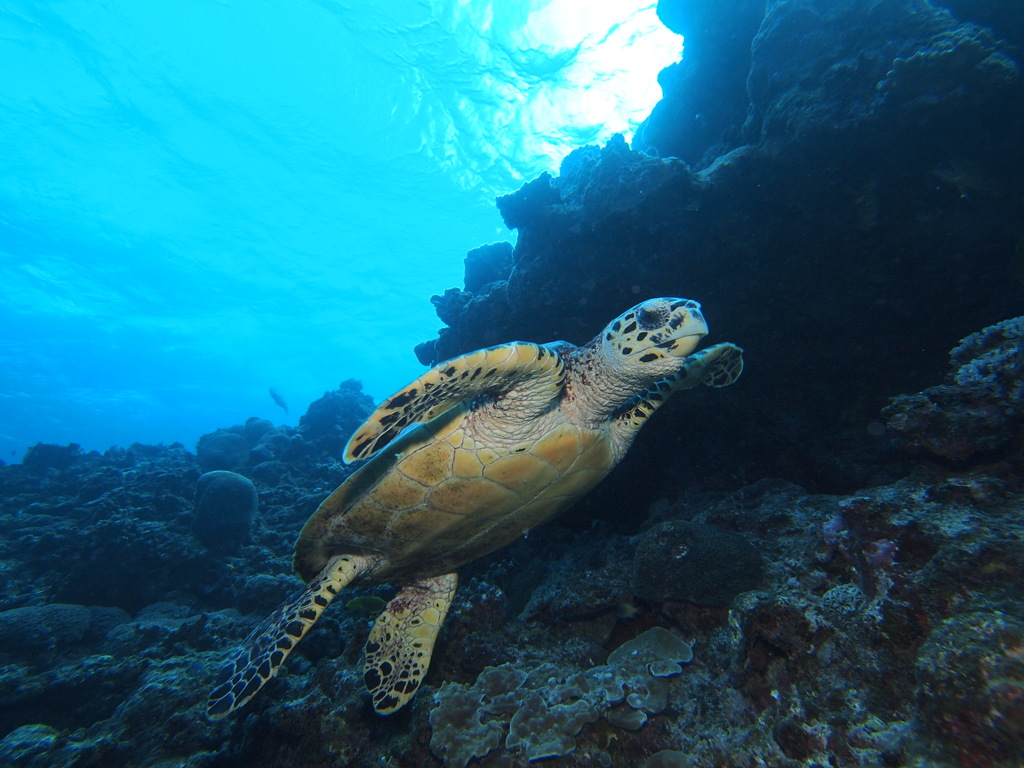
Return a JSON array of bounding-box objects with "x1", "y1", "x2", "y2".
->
[{"x1": 660, "y1": 302, "x2": 708, "y2": 357}]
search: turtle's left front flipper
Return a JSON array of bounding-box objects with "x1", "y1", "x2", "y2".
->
[
  {"x1": 207, "y1": 554, "x2": 373, "y2": 719},
  {"x1": 363, "y1": 572, "x2": 458, "y2": 714}
]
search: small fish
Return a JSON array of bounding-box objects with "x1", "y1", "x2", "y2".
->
[
  {"x1": 615, "y1": 599, "x2": 642, "y2": 620},
  {"x1": 268, "y1": 387, "x2": 289, "y2": 415},
  {"x1": 345, "y1": 596, "x2": 387, "y2": 614},
  {"x1": 931, "y1": 158, "x2": 997, "y2": 199}
]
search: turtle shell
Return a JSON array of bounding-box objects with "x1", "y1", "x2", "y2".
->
[{"x1": 293, "y1": 400, "x2": 614, "y2": 583}]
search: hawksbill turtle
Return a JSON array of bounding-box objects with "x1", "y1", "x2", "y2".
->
[{"x1": 207, "y1": 297, "x2": 743, "y2": 718}]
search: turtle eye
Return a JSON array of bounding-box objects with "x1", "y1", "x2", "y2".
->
[{"x1": 637, "y1": 305, "x2": 667, "y2": 330}]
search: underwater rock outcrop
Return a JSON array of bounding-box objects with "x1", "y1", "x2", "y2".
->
[
  {"x1": 883, "y1": 315, "x2": 1024, "y2": 461},
  {"x1": 429, "y1": 628, "x2": 693, "y2": 767},
  {"x1": 298, "y1": 378, "x2": 375, "y2": 458},
  {"x1": 420, "y1": 0, "x2": 1023, "y2": 498},
  {"x1": 915, "y1": 611, "x2": 1024, "y2": 764},
  {"x1": 631, "y1": 520, "x2": 763, "y2": 607},
  {"x1": 0, "y1": 317, "x2": 1023, "y2": 767},
  {"x1": 192, "y1": 470, "x2": 259, "y2": 553}
]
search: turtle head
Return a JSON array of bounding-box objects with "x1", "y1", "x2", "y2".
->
[{"x1": 597, "y1": 297, "x2": 708, "y2": 382}]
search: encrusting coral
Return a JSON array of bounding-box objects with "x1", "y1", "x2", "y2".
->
[{"x1": 429, "y1": 627, "x2": 693, "y2": 766}]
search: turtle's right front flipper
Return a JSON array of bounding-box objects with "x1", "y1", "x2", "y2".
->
[
  {"x1": 344, "y1": 341, "x2": 566, "y2": 463},
  {"x1": 611, "y1": 342, "x2": 744, "y2": 443},
  {"x1": 207, "y1": 553, "x2": 373, "y2": 719}
]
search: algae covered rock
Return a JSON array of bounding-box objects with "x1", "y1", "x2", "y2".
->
[
  {"x1": 21, "y1": 443, "x2": 83, "y2": 472},
  {"x1": 192, "y1": 470, "x2": 258, "y2": 553},
  {"x1": 0, "y1": 604, "x2": 93, "y2": 654},
  {"x1": 298, "y1": 379, "x2": 375, "y2": 457},
  {"x1": 631, "y1": 520, "x2": 763, "y2": 607},
  {"x1": 429, "y1": 627, "x2": 693, "y2": 766},
  {"x1": 195, "y1": 429, "x2": 249, "y2": 473},
  {"x1": 0, "y1": 724, "x2": 61, "y2": 766},
  {"x1": 915, "y1": 611, "x2": 1024, "y2": 763},
  {"x1": 884, "y1": 316, "x2": 1024, "y2": 460}
]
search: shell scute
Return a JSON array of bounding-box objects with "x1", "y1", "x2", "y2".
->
[
  {"x1": 477, "y1": 447, "x2": 500, "y2": 465},
  {"x1": 427, "y1": 474, "x2": 520, "y2": 515},
  {"x1": 372, "y1": 471, "x2": 429, "y2": 512},
  {"x1": 452, "y1": 449, "x2": 484, "y2": 478},
  {"x1": 530, "y1": 429, "x2": 589, "y2": 473},
  {"x1": 482, "y1": 452, "x2": 559, "y2": 491},
  {"x1": 400, "y1": 442, "x2": 455, "y2": 487},
  {"x1": 387, "y1": 505, "x2": 465, "y2": 544}
]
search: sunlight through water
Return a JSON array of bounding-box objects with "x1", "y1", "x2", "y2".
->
[{"x1": 0, "y1": 0, "x2": 681, "y2": 454}]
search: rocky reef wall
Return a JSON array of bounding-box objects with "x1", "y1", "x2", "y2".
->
[{"x1": 420, "y1": 0, "x2": 1024, "y2": 500}]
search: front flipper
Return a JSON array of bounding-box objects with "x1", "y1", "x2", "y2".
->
[
  {"x1": 207, "y1": 554, "x2": 374, "y2": 719},
  {"x1": 674, "y1": 341, "x2": 744, "y2": 390},
  {"x1": 614, "y1": 342, "x2": 744, "y2": 437},
  {"x1": 344, "y1": 342, "x2": 566, "y2": 463},
  {"x1": 363, "y1": 572, "x2": 458, "y2": 714}
]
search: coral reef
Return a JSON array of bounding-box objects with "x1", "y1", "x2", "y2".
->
[
  {"x1": 298, "y1": 379, "x2": 375, "y2": 458},
  {"x1": 429, "y1": 628, "x2": 693, "y2": 767},
  {"x1": 883, "y1": 316, "x2": 1024, "y2": 461},
  {"x1": 1, "y1": 315, "x2": 1024, "y2": 767},
  {"x1": 192, "y1": 471, "x2": 259, "y2": 553},
  {"x1": 916, "y1": 611, "x2": 1024, "y2": 764},
  {"x1": 631, "y1": 521, "x2": 763, "y2": 607}
]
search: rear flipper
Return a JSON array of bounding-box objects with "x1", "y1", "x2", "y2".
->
[
  {"x1": 363, "y1": 572, "x2": 458, "y2": 714},
  {"x1": 207, "y1": 554, "x2": 372, "y2": 719}
]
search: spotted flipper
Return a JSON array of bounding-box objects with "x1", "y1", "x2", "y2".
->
[
  {"x1": 613, "y1": 343, "x2": 744, "y2": 438},
  {"x1": 344, "y1": 342, "x2": 567, "y2": 463},
  {"x1": 207, "y1": 554, "x2": 373, "y2": 719},
  {"x1": 363, "y1": 572, "x2": 458, "y2": 714},
  {"x1": 675, "y1": 342, "x2": 744, "y2": 390}
]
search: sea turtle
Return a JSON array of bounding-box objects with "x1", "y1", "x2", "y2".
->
[{"x1": 207, "y1": 297, "x2": 743, "y2": 718}]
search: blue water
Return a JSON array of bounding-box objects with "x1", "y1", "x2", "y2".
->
[{"x1": 0, "y1": 1, "x2": 680, "y2": 457}]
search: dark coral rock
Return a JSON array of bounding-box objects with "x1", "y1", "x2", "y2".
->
[
  {"x1": 243, "y1": 417, "x2": 275, "y2": 445},
  {"x1": 197, "y1": 418, "x2": 297, "y2": 474},
  {"x1": 464, "y1": 241, "x2": 513, "y2": 294},
  {"x1": 0, "y1": 724, "x2": 61, "y2": 766},
  {"x1": 883, "y1": 316, "x2": 1024, "y2": 461},
  {"x1": 0, "y1": 649, "x2": 143, "y2": 736},
  {"x1": 418, "y1": 242, "x2": 518, "y2": 366},
  {"x1": 298, "y1": 379, "x2": 375, "y2": 458},
  {"x1": 495, "y1": 171, "x2": 561, "y2": 230},
  {"x1": 631, "y1": 520, "x2": 763, "y2": 607},
  {"x1": 429, "y1": 287, "x2": 473, "y2": 328},
  {"x1": 428, "y1": 628, "x2": 693, "y2": 766},
  {"x1": 248, "y1": 459, "x2": 287, "y2": 485},
  {"x1": 638, "y1": 0, "x2": 765, "y2": 165},
  {"x1": 76, "y1": 466, "x2": 124, "y2": 504},
  {"x1": 915, "y1": 611, "x2": 1024, "y2": 764},
  {"x1": 773, "y1": 716, "x2": 829, "y2": 761},
  {"x1": 43, "y1": 514, "x2": 221, "y2": 613},
  {"x1": 195, "y1": 428, "x2": 249, "y2": 473},
  {"x1": 21, "y1": 443, "x2": 82, "y2": 472},
  {"x1": 192, "y1": 470, "x2": 258, "y2": 553},
  {"x1": 420, "y1": 0, "x2": 1024, "y2": 496},
  {"x1": 521, "y1": 534, "x2": 634, "y2": 629},
  {"x1": 938, "y1": 0, "x2": 1024, "y2": 49},
  {"x1": 0, "y1": 604, "x2": 127, "y2": 662},
  {"x1": 742, "y1": 599, "x2": 815, "y2": 670}
]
